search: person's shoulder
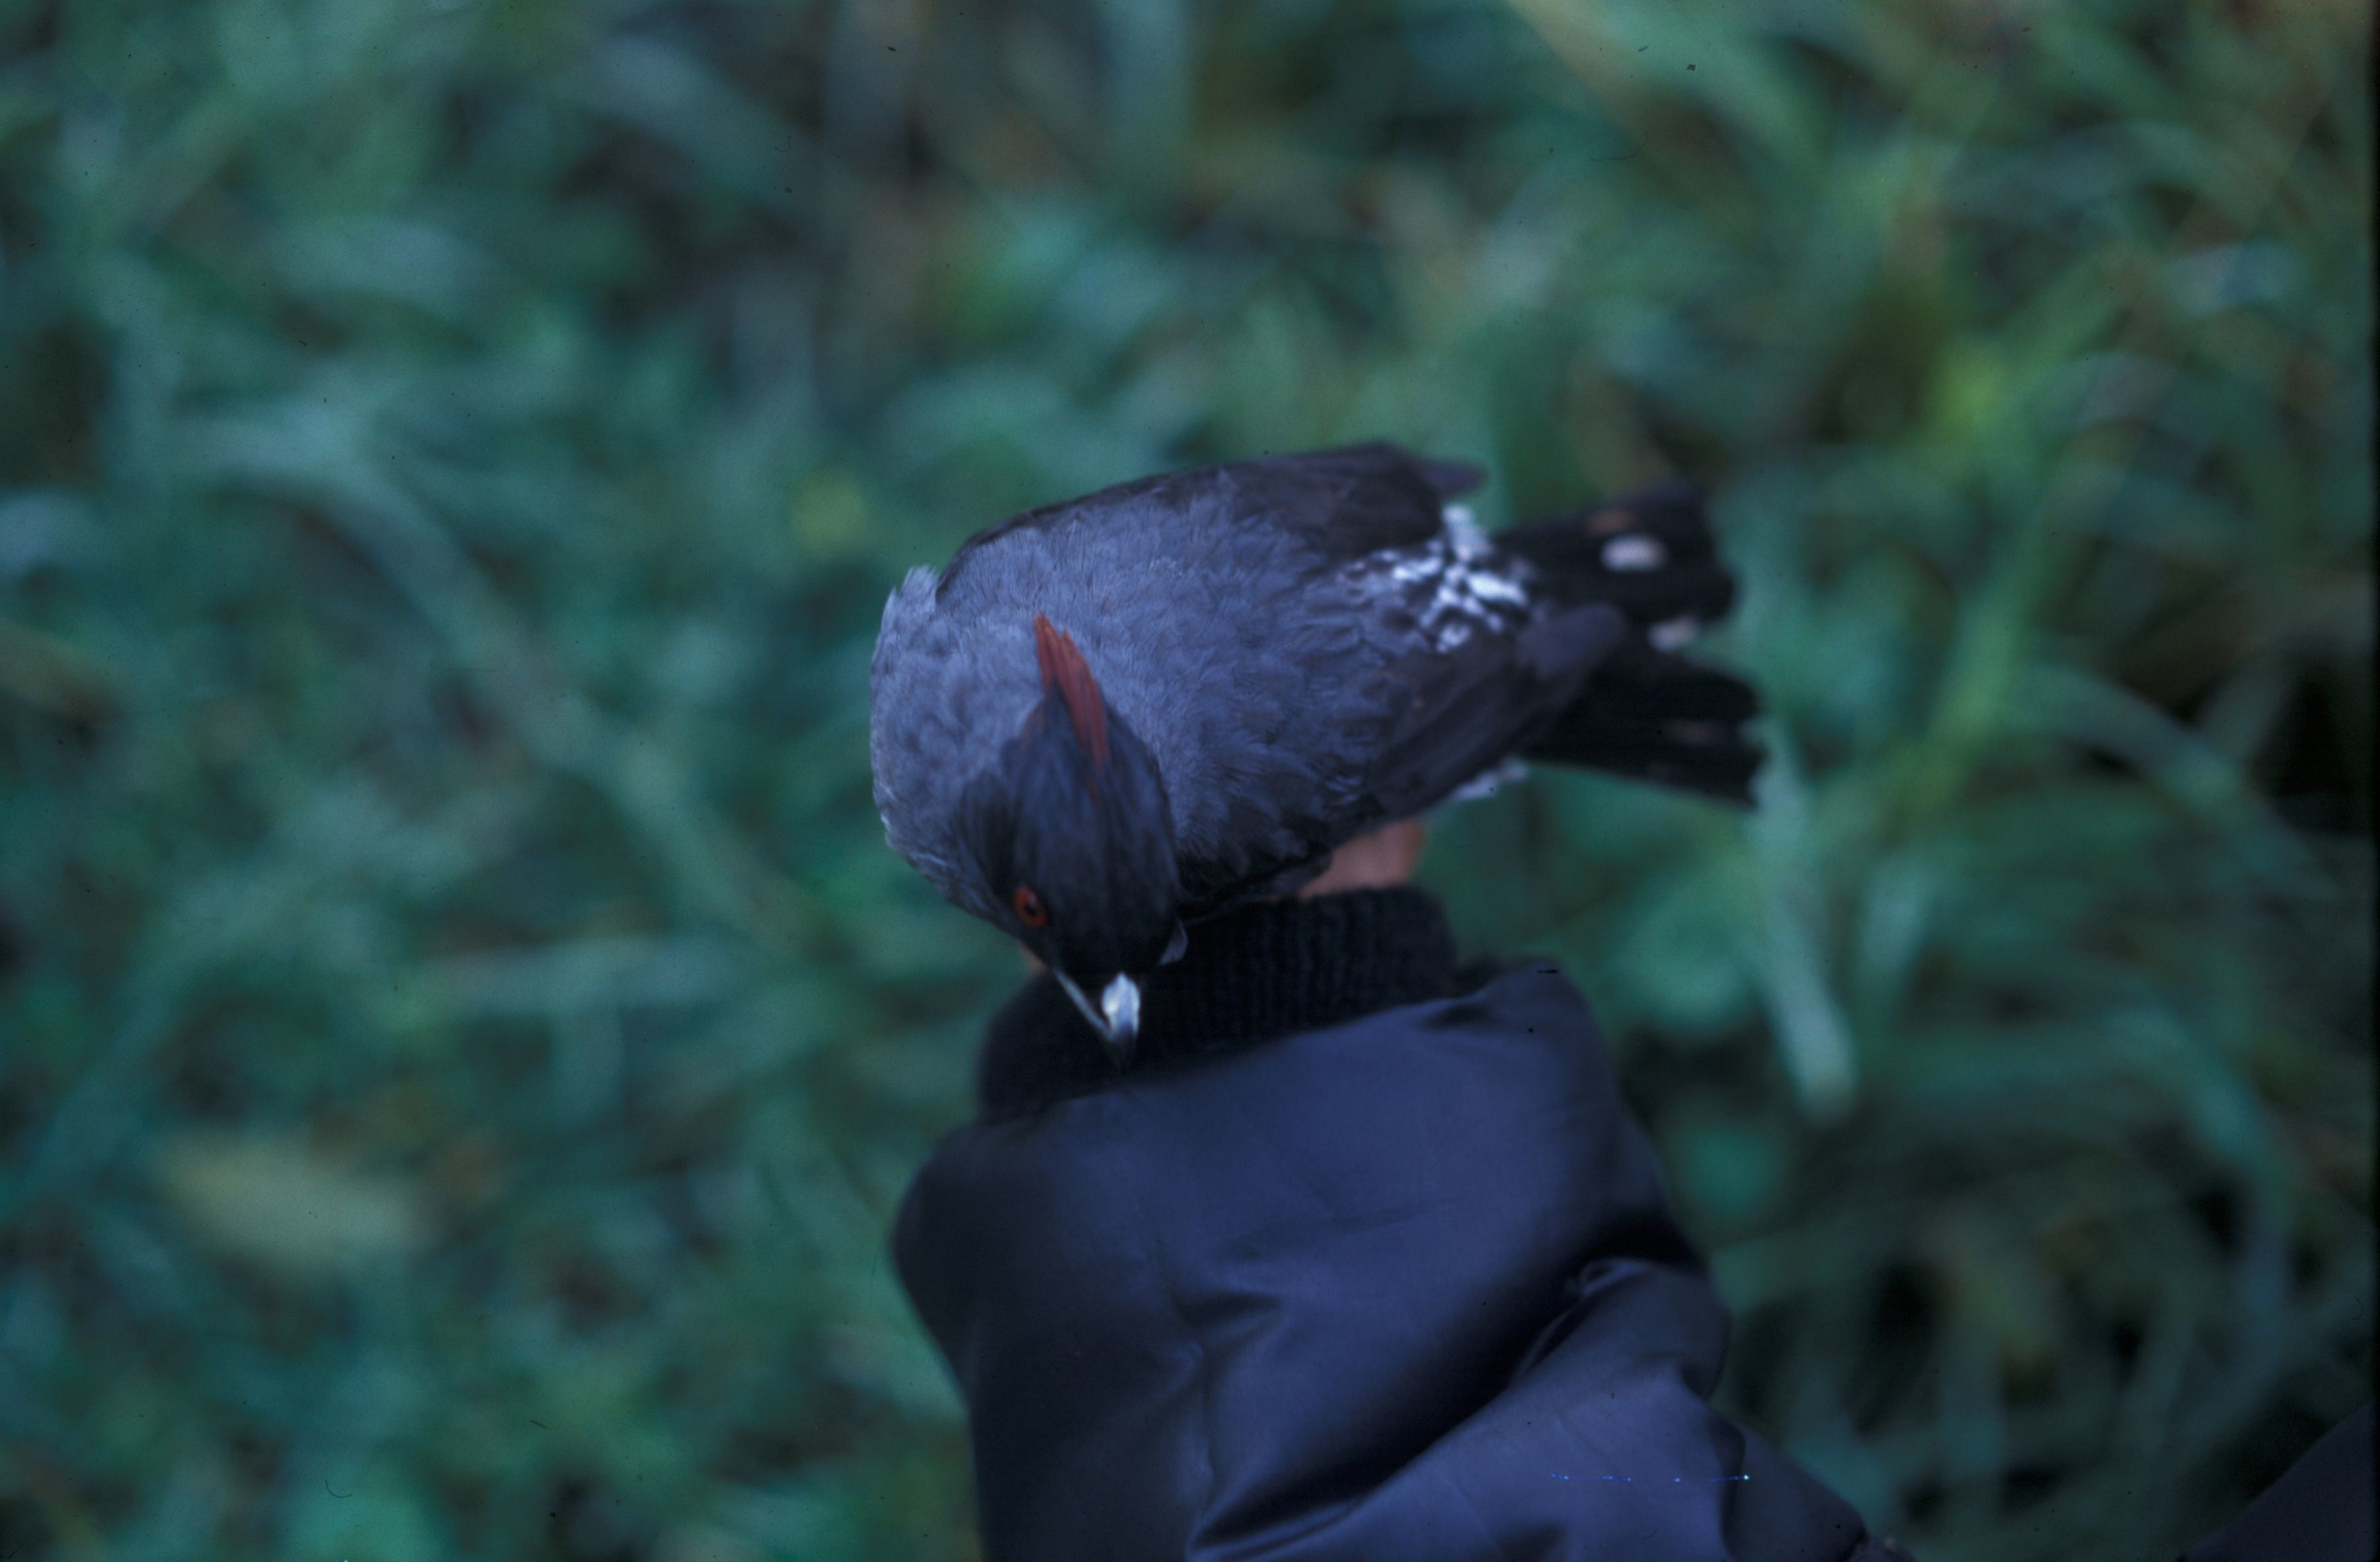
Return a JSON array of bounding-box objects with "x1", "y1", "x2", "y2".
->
[{"x1": 1380, "y1": 955, "x2": 1599, "y2": 1043}]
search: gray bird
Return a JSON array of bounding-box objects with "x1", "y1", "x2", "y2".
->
[{"x1": 869, "y1": 443, "x2": 1761, "y2": 1056}]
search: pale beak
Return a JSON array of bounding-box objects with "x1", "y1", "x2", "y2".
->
[
  {"x1": 1099, "y1": 974, "x2": 1141, "y2": 1044},
  {"x1": 1052, "y1": 970, "x2": 1142, "y2": 1064}
]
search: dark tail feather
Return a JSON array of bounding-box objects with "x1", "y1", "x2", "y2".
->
[
  {"x1": 1521, "y1": 646, "x2": 1765, "y2": 804},
  {"x1": 1499, "y1": 480, "x2": 1764, "y2": 804}
]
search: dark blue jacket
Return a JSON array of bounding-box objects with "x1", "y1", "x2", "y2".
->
[
  {"x1": 894, "y1": 890, "x2": 1907, "y2": 1561},
  {"x1": 893, "y1": 890, "x2": 2371, "y2": 1561}
]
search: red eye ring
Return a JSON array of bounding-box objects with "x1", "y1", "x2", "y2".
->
[{"x1": 1012, "y1": 884, "x2": 1050, "y2": 928}]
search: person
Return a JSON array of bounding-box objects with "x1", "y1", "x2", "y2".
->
[{"x1": 892, "y1": 821, "x2": 2373, "y2": 1561}]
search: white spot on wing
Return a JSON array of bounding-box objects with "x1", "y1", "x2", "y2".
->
[
  {"x1": 1466, "y1": 570, "x2": 1527, "y2": 606},
  {"x1": 1602, "y1": 535, "x2": 1665, "y2": 572},
  {"x1": 1354, "y1": 515, "x2": 1536, "y2": 653},
  {"x1": 1649, "y1": 616, "x2": 1700, "y2": 651},
  {"x1": 1446, "y1": 756, "x2": 1528, "y2": 803}
]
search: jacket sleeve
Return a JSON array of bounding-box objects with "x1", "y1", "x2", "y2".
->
[{"x1": 893, "y1": 966, "x2": 1909, "y2": 1562}]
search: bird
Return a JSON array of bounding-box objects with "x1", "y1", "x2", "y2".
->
[{"x1": 868, "y1": 442, "x2": 1763, "y2": 1058}]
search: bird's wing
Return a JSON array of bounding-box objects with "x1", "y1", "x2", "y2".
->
[
  {"x1": 1175, "y1": 523, "x2": 1631, "y2": 912},
  {"x1": 1177, "y1": 593, "x2": 1629, "y2": 912},
  {"x1": 935, "y1": 444, "x2": 1475, "y2": 603},
  {"x1": 1353, "y1": 600, "x2": 1632, "y2": 828},
  {"x1": 1201, "y1": 442, "x2": 1482, "y2": 563}
]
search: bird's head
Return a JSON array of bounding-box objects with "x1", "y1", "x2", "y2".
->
[{"x1": 958, "y1": 613, "x2": 1183, "y2": 1060}]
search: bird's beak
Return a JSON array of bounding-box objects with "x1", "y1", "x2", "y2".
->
[
  {"x1": 1099, "y1": 974, "x2": 1141, "y2": 1046},
  {"x1": 1053, "y1": 970, "x2": 1142, "y2": 1064}
]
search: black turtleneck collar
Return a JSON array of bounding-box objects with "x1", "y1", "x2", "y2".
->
[{"x1": 976, "y1": 887, "x2": 1494, "y2": 1119}]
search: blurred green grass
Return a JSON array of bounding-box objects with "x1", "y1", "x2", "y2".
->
[{"x1": 0, "y1": 0, "x2": 2368, "y2": 1558}]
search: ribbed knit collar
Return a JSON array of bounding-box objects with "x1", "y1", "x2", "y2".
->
[{"x1": 975, "y1": 887, "x2": 1472, "y2": 1120}]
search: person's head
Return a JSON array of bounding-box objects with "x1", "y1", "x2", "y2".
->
[{"x1": 957, "y1": 615, "x2": 1182, "y2": 1055}]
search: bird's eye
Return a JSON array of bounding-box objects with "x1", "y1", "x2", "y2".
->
[{"x1": 1012, "y1": 884, "x2": 1050, "y2": 927}]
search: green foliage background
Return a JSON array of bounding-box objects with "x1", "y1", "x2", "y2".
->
[{"x1": 0, "y1": 0, "x2": 2369, "y2": 1558}]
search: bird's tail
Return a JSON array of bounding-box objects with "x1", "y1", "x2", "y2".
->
[{"x1": 1497, "y1": 481, "x2": 1765, "y2": 805}]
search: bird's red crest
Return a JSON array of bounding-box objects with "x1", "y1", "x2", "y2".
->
[{"x1": 1033, "y1": 613, "x2": 1110, "y2": 769}]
